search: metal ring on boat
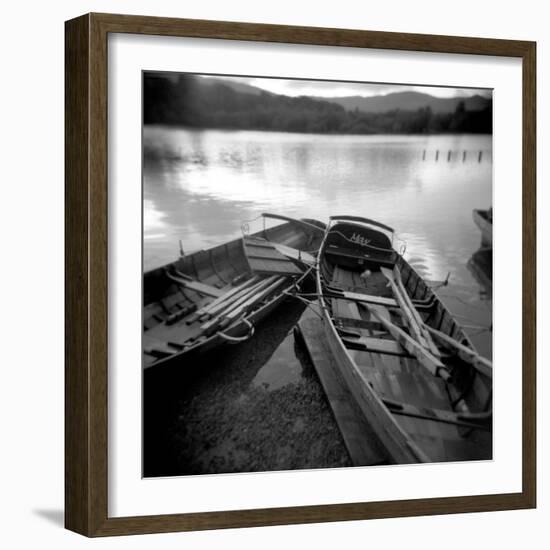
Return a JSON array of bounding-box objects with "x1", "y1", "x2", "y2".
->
[{"x1": 218, "y1": 319, "x2": 255, "y2": 343}]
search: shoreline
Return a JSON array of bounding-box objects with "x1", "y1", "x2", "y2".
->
[{"x1": 143, "y1": 298, "x2": 352, "y2": 477}]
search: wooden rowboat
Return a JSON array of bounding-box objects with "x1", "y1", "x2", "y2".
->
[
  {"x1": 143, "y1": 213, "x2": 325, "y2": 368},
  {"x1": 316, "y1": 215, "x2": 493, "y2": 464},
  {"x1": 473, "y1": 208, "x2": 493, "y2": 247}
]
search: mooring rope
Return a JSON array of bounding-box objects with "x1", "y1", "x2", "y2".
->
[
  {"x1": 282, "y1": 289, "x2": 324, "y2": 319},
  {"x1": 218, "y1": 319, "x2": 256, "y2": 343}
]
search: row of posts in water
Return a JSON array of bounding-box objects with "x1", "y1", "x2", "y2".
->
[{"x1": 422, "y1": 150, "x2": 487, "y2": 162}]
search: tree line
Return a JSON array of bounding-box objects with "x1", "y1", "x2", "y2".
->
[{"x1": 144, "y1": 74, "x2": 492, "y2": 135}]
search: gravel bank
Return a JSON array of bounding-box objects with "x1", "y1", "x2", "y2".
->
[{"x1": 143, "y1": 299, "x2": 352, "y2": 476}]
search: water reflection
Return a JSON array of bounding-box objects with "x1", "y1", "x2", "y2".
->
[
  {"x1": 144, "y1": 126, "x2": 492, "y2": 358},
  {"x1": 251, "y1": 332, "x2": 304, "y2": 391}
]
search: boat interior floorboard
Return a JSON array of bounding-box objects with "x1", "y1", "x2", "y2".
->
[
  {"x1": 335, "y1": 317, "x2": 404, "y2": 333},
  {"x1": 331, "y1": 297, "x2": 362, "y2": 321},
  {"x1": 331, "y1": 265, "x2": 394, "y2": 297},
  {"x1": 342, "y1": 335, "x2": 410, "y2": 356}
]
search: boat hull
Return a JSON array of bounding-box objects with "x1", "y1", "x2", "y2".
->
[
  {"x1": 143, "y1": 218, "x2": 323, "y2": 369},
  {"x1": 316, "y1": 220, "x2": 492, "y2": 464},
  {"x1": 473, "y1": 209, "x2": 493, "y2": 248}
]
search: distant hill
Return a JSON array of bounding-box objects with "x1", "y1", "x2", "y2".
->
[
  {"x1": 144, "y1": 74, "x2": 492, "y2": 134},
  {"x1": 198, "y1": 76, "x2": 268, "y2": 96},
  {"x1": 198, "y1": 79, "x2": 490, "y2": 114},
  {"x1": 328, "y1": 91, "x2": 491, "y2": 114}
]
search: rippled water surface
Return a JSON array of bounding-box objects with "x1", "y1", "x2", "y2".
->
[{"x1": 144, "y1": 126, "x2": 492, "y2": 360}]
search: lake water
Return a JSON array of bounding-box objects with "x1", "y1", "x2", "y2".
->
[{"x1": 143, "y1": 126, "x2": 492, "y2": 358}]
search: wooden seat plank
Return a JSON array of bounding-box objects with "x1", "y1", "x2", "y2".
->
[
  {"x1": 326, "y1": 285, "x2": 436, "y2": 310},
  {"x1": 334, "y1": 317, "x2": 388, "y2": 332},
  {"x1": 245, "y1": 238, "x2": 315, "y2": 265},
  {"x1": 341, "y1": 335, "x2": 410, "y2": 357},
  {"x1": 331, "y1": 297, "x2": 362, "y2": 321},
  {"x1": 272, "y1": 243, "x2": 315, "y2": 265},
  {"x1": 384, "y1": 397, "x2": 490, "y2": 431},
  {"x1": 244, "y1": 238, "x2": 303, "y2": 276}
]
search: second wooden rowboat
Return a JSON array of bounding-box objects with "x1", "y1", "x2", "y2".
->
[
  {"x1": 143, "y1": 213, "x2": 325, "y2": 369},
  {"x1": 316, "y1": 215, "x2": 493, "y2": 465}
]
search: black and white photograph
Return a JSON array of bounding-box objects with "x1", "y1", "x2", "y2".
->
[{"x1": 142, "y1": 71, "x2": 493, "y2": 477}]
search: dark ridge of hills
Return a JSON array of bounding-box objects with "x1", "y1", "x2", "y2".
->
[
  {"x1": 198, "y1": 77, "x2": 490, "y2": 114},
  {"x1": 328, "y1": 90, "x2": 490, "y2": 114},
  {"x1": 144, "y1": 73, "x2": 492, "y2": 134},
  {"x1": 198, "y1": 76, "x2": 268, "y2": 96}
]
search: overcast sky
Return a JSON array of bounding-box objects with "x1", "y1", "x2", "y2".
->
[{"x1": 201, "y1": 75, "x2": 491, "y2": 99}]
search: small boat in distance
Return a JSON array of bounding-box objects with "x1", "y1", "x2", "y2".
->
[
  {"x1": 316, "y1": 215, "x2": 492, "y2": 464},
  {"x1": 473, "y1": 208, "x2": 493, "y2": 248},
  {"x1": 143, "y1": 214, "x2": 325, "y2": 368}
]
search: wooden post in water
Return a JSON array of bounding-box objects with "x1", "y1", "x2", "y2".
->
[
  {"x1": 435, "y1": 150, "x2": 439, "y2": 162},
  {"x1": 447, "y1": 150, "x2": 452, "y2": 162},
  {"x1": 478, "y1": 150, "x2": 483, "y2": 163},
  {"x1": 463, "y1": 150, "x2": 467, "y2": 162}
]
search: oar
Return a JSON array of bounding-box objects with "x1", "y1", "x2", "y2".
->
[
  {"x1": 424, "y1": 325, "x2": 493, "y2": 378},
  {"x1": 216, "y1": 276, "x2": 288, "y2": 332},
  {"x1": 185, "y1": 275, "x2": 260, "y2": 324},
  {"x1": 359, "y1": 303, "x2": 450, "y2": 381},
  {"x1": 380, "y1": 267, "x2": 431, "y2": 351},
  {"x1": 199, "y1": 276, "x2": 279, "y2": 336},
  {"x1": 380, "y1": 268, "x2": 492, "y2": 378},
  {"x1": 196, "y1": 277, "x2": 267, "y2": 322},
  {"x1": 386, "y1": 266, "x2": 441, "y2": 357}
]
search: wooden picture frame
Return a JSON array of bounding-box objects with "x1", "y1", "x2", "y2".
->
[{"x1": 65, "y1": 12, "x2": 536, "y2": 537}]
